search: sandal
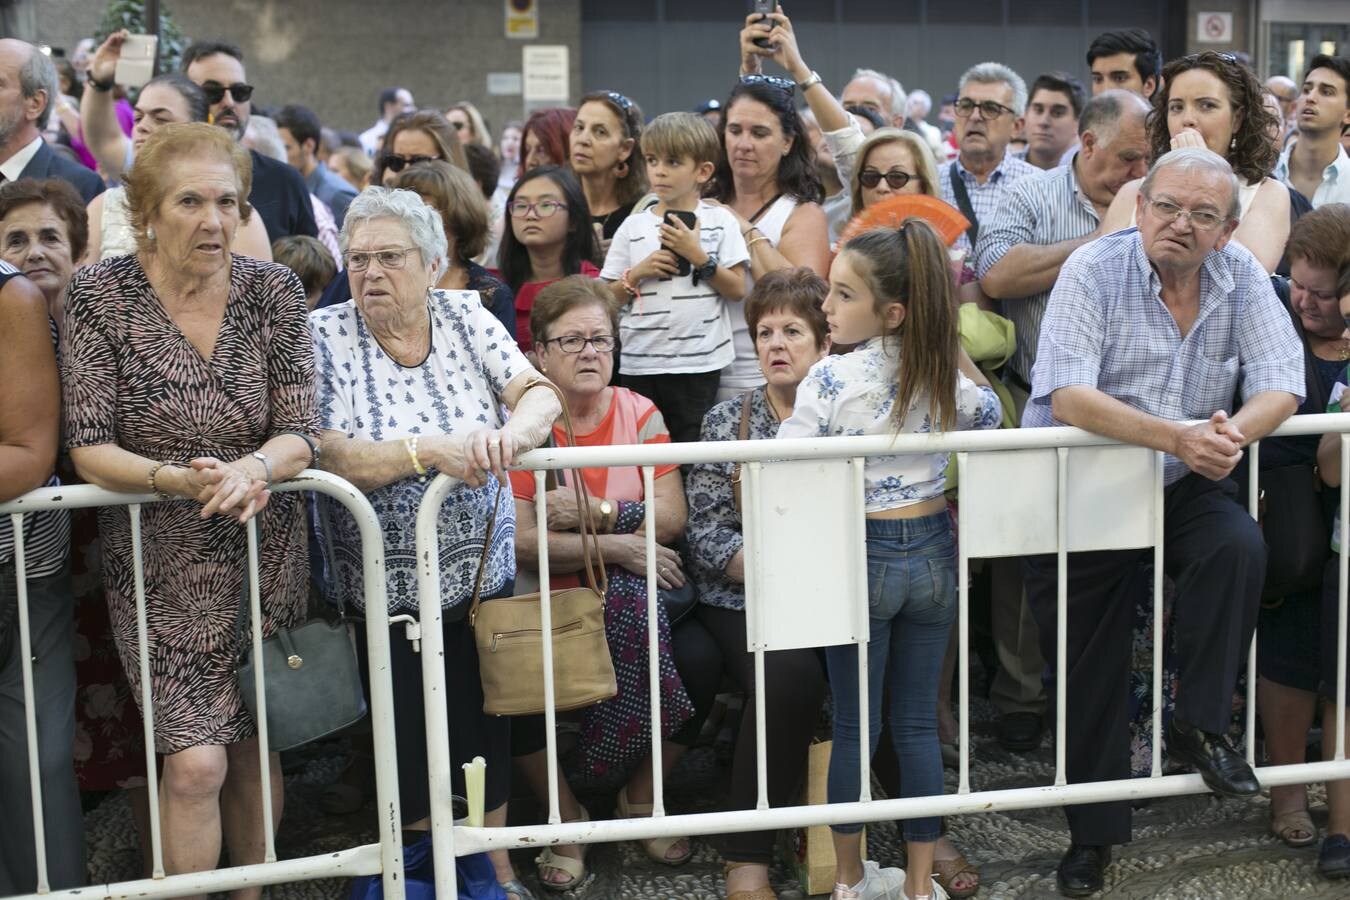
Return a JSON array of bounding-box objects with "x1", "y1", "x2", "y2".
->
[
  {"x1": 535, "y1": 806, "x2": 591, "y2": 892},
  {"x1": 932, "y1": 851, "x2": 980, "y2": 898},
  {"x1": 724, "y1": 861, "x2": 776, "y2": 899},
  {"x1": 499, "y1": 879, "x2": 536, "y2": 900},
  {"x1": 616, "y1": 785, "x2": 691, "y2": 866},
  {"x1": 1270, "y1": 807, "x2": 1317, "y2": 848}
]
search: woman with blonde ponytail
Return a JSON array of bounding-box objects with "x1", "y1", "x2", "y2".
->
[{"x1": 778, "y1": 219, "x2": 1001, "y2": 900}]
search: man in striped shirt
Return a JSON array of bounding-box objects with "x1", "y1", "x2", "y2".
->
[{"x1": 972, "y1": 90, "x2": 1150, "y2": 758}]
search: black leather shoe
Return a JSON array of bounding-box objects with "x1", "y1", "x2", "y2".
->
[
  {"x1": 1057, "y1": 843, "x2": 1110, "y2": 897},
  {"x1": 1165, "y1": 718, "x2": 1260, "y2": 798},
  {"x1": 997, "y1": 711, "x2": 1044, "y2": 752}
]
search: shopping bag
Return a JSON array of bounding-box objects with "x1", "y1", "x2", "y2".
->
[
  {"x1": 348, "y1": 832, "x2": 505, "y2": 900},
  {"x1": 780, "y1": 740, "x2": 866, "y2": 895}
]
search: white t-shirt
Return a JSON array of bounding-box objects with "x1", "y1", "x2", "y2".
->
[{"x1": 601, "y1": 200, "x2": 749, "y2": 376}]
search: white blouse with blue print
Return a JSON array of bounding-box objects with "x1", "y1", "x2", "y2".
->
[
  {"x1": 310, "y1": 288, "x2": 529, "y2": 614},
  {"x1": 777, "y1": 336, "x2": 1002, "y2": 513}
]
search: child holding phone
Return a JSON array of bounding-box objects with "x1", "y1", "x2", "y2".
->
[
  {"x1": 602, "y1": 112, "x2": 749, "y2": 442},
  {"x1": 778, "y1": 220, "x2": 1001, "y2": 900}
]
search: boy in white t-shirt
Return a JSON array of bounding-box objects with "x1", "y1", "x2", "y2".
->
[{"x1": 601, "y1": 112, "x2": 749, "y2": 442}]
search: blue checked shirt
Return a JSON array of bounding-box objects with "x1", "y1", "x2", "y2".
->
[
  {"x1": 1024, "y1": 228, "x2": 1305, "y2": 484},
  {"x1": 975, "y1": 160, "x2": 1099, "y2": 383},
  {"x1": 939, "y1": 152, "x2": 1038, "y2": 254}
]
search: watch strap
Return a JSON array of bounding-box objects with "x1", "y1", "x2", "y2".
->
[{"x1": 796, "y1": 70, "x2": 823, "y2": 92}]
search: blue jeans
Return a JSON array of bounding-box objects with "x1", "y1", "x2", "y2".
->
[{"x1": 825, "y1": 512, "x2": 956, "y2": 843}]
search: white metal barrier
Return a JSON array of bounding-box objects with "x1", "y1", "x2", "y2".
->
[
  {"x1": 417, "y1": 414, "x2": 1350, "y2": 895},
  {"x1": 0, "y1": 470, "x2": 404, "y2": 900}
]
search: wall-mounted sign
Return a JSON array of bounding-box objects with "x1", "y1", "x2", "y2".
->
[
  {"x1": 523, "y1": 45, "x2": 569, "y2": 103},
  {"x1": 506, "y1": 0, "x2": 538, "y2": 40},
  {"x1": 1196, "y1": 11, "x2": 1234, "y2": 44}
]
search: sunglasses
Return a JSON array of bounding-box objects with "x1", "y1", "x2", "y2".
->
[
  {"x1": 859, "y1": 168, "x2": 914, "y2": 190},
  {"x1": 740, "y1": 74, "x2": 794, "y2": 94},
  {"x1": 383, "y1": 153, "x2": 439, "y2": 173},
  {"x1": 603, "y1": 90, "x2": 635, "y2": 112},
  {"x1": 200, "y1": 81, "x2": 254, "y2": 105}
]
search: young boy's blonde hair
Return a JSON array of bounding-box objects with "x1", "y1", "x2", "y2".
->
[{"x1": 639, "y1": 112, "x2": 721, "y2": 167}]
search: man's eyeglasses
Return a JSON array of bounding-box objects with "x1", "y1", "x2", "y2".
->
[
  {"x1": 508, "y1": 199, "x2": 568, "y2": 218},
  {"x1": 953, "y1": 98, "x2": 1016, "y2": 119},
  {"x1": 1142, "y1": 195, "x2": 1227, "y2": 231},
  {"x1": 200, "y1": 81, "x2": 254, "y2": 105},
  {"x1": 859, "y1": 168, "x2": 914, "y2": 190},
  {"x1": 344, "y1": 247, "x2": 421, "y2": 272},
  {"x1": 383, "y1": 153, "x2": 439, "y2": 173},
  {"x1": 740, "y1": 74, "x2": 794, "y2": 95},
  {"x1": 545, "y1": 334, "x2": 616, "y2": 353}
]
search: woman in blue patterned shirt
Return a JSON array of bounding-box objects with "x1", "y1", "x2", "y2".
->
[
  {"x1": 311, "y1": 187, "x2": 560, "y2": 900},
  {"x1": 778, "y1": 221, "x2": 1000, "y2": 900}
]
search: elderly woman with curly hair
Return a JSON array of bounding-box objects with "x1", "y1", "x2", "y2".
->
[{"x1": 1101, "y1": 50, "x2": 1290, "y2": 273}]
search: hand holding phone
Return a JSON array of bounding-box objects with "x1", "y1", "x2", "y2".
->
[
  {"x1": 114, "y1": 34, "x2": 157, "y2": 89},
  {"x1": 751, "y1": 0, "x2": 776, "y2": 49},
  {"x1": 660, "y1": 211, "x2": 700, "y2": 277}
]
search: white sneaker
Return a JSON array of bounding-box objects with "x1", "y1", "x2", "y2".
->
[{"x1": 831, "y1": 861, "x2": 907, "y2": 900}]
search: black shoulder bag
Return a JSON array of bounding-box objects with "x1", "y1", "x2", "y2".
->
[{"x1": 948, "y1": 161, "x2": 980, "y2": 247}]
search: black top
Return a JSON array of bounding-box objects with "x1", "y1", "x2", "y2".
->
[
  {"x1": 593, "y1": 206, "x2": 631, "y2": 242},
  {"x1": 18, "y1": 141, "x2": 105, "y2": 204},
  {"x1": 248, "y1": 150, "x2": 318, "y2": 243}
]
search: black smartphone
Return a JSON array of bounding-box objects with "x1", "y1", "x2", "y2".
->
[
  {"x1": 751, "y1": 0, "x2": 775, "y2": 50},
  {"x1": 662, "y1": 210, "x2": 698, "y2": 277}
]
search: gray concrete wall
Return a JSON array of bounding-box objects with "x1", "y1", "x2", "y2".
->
[{"x1": 31, "y1": 0, "x2": 583, "y2": 138}]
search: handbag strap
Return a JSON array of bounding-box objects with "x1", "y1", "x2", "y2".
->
[
  {"x1": 468, "y1": 381, "x2": 607, "y2": 622},
  {"x1": 948, "y1": 161, "x2": 979, "y2": 246},
  {"x1": 731, "y1": 389, "x2": 756, "y2": 517}
]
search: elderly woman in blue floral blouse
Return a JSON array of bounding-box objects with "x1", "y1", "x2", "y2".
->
[
  {"x1": 311, "y1": 187, "x2": 559, "y2": 900},
  {"x1": 685, "y1": 268, "x2": 830, "y2": 899}
]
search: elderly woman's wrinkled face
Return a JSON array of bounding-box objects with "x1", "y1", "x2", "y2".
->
[
  {"x1": 1290, "y1": 257, "x2": 1344, "y2": 340},
  {"x1": 0, "y1": 202, "x2": 74, "y2": 305},
  {"x1": 755, "y1": 309, "x2": 827, "y2": 390},
  {"x1": 536, "y1": 302, "x2": 614, "y2": 396},
  {"x1": 346, "y1": 216, "x2": 434, "y2": 320},
  {"x1": 571, "y1": 101, "x2": 633, "y2": 178},
  {"x1": 148, "y1": 154, "x2": 241, "y2": 277},
  {"x1": 725, "y1": 97, "x2": 792, "y2": 185}
]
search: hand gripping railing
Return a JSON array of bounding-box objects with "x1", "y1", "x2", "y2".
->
[
  {"x1": 0, "y1": 470, "x2": 404, "y2": 900},
  {"x1": 414, "y1": 416, "x2": 1350, "y2": 895}
]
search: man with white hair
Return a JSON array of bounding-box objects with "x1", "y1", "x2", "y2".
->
[
  {"x1": 0, "y1": 38, "x2": 103, "y2": 202},
  {"x1": 938, "y1": 62, "x2": 1036, "y2": 251},
  {"x1": 1023, "y1": 147, "x2": 1304, "y2": 897},
  {"x1": 906, "y1": 88, "x2": 945, "y2": 158}
]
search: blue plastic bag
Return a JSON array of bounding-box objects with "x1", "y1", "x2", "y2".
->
[{"x1": 349, "y1": 833, "x2": 505, "y2": 900}]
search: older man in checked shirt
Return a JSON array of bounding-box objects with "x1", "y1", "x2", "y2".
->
[{"x1": 1022, "y1": 147, "x2": 1305, "y2": 898}]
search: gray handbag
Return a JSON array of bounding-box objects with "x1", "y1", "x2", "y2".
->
[{"x1": 235, "y1": 565, "x2": 367, "y2": 752}]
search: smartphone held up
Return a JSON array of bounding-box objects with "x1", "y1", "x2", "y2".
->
[
  {"x1": 751, "y1": 0, "x2": 776, "y2": 50},
  {"x1": 115, "y1": 34, "x2": 157, "y2": 89}
]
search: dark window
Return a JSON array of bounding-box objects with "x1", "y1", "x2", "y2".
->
[
  {"x1": 842, "y1": 0, "x2": 922, "y2": 23},
  {"x1": 1009, "y1": 0, "x2": 1082, "y2": 27},
  {"x1": 581, "y1": 0, "x2": 658, "y2": 22},
  {"x1": 929, "y1": 0, "x2": 1002, "y2": 25}
]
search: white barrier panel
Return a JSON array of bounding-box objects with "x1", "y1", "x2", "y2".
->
[{"x1": 0, "y1": 471, "x2": 404, "y2": 900}]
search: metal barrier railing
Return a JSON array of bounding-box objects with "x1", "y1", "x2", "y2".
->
[
  {"x1": 0, "y1": 470, "x2": 404, "y2": 900},
  {"x1": 416, "y1": 414, "x2": 1350, "y2": 894}
]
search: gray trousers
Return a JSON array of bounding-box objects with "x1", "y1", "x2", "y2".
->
[
  {"x1": 0, "y1": 563, "x2": 85, "y2": 895},
  {"x1": 989, "y1": 376, "x2": 1047, "y2": 716}
]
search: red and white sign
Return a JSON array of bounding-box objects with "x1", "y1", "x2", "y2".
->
[{"x1": 1196, "y1": 11, "x2": 1234, "y2": 44}]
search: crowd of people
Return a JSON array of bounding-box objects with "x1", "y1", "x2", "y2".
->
[{"x1": 2, "y1": 7, "x2": 1350, "y2": 900}]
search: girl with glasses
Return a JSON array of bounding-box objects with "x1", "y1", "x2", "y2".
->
[{"x1": 497, "y1": 165, "x2": 600, "y2": 346}]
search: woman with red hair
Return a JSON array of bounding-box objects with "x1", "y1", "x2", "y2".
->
[{"x1": 519, "y1": 107, "x2": 576, "y2": 177}]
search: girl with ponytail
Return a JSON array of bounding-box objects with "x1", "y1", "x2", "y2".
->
[{"x1": 778, "y1": 219, "x2": 1001, "y2": 900}]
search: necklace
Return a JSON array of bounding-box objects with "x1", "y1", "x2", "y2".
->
[{"x1": 763, "y1": 388, "x2": 785, "y2": 422}]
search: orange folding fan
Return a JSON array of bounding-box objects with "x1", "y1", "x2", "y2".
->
[{"x1": 837, "y1": 194, "x2": 971, "y2": 248}]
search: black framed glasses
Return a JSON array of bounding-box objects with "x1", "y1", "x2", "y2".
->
[
  {"x1": 508, "y1": 199, "x2": 568, "y2": 218},
  {"x1": 200, "y1": 81, "x2": 254, "y2": 104},
  {"x1": 383, "y1": 153, "x2": 438, "y2": 173},
  {"x1": 740, "y1": 74, "x2": 794, "y2": 94},
  {"x1": 545, "y1": 334, "x2": 616, "y2": 353},
  {"x1": 1141, "y1": 195, "x2": 1226, "y2": 231},
  {"x1": 954, "y1": 98, "x2": 1016, "y2": 119},
  {"x1": 343, "y1": 247, "x2": 421, "y2": 272},
  {"x1": 859, "y1": 168, "x2": 914, "y2": 190}
]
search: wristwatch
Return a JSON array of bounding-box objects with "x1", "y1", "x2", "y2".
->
[
  {"x1": 692, "y1": 252, "x2": 719, "y2": 287},
  {"x1": 796, "y1": 70, "x2": 823, "y2": 92},
  {"x1": 597, "y1": 499, "x2": 615, "y2": 533},
  {"x1": 87, "y1": 72, "x2": 114, "y2": 92}
]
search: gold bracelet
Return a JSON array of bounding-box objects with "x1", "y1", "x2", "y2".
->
[
  {"x1": 404, "y1": 436, "x2": 428, "y2": 479},
  {"x1": 147, "y1": 461, "x2": 165, "y2": 496},
  {"x1": 746, "y1": 235, "x2": 770, "y2": 250}
]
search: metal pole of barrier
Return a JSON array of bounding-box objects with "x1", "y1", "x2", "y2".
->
[
  {"x1": 414, "y1": 472, "x2": 459, "y2": 900},
  {"x1": 853, "y1": 456, "x2": 871, "y2": 804},
  {"x1": 1054, "y1": 448, "x2": 1068, "y2": 787},
  {"x1": 1246, "y1": 442, "x2": 1260, "y2": 767},
  {"x1": 745, "y1": 462, "x2": 770, "y2": 811},
  {"x1": 537, "y1": 469, "x2": 560, "y2": 825},
  {"x1": 245, "y1": 521, "x2": 277, "y2": 862},
  {"x1": 1150, "y1": 453, "x2": 1164, "y2": 779},
  {"x1": 12, "y1": 514, "x2": 49, "y2": 894},
  {"x1": 1339, "y1": 436, "x2": 1348, "y2": 761},
  {"x1": 643, "y1": 466, "x2": 665, "y2": 815},
  {"x1": 128, "y1": 504, "x2": 165, "y2": 878},
  {"x1": 956, "y1": 452, "x2": 971, "y2": 795}
]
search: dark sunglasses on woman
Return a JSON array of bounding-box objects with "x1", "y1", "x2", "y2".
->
[
  {"x1": 383, "y1": 153, "x2": 439, "y2": 173},
  {"x1": 858, "y1": 168, "x2": 913, "y2": 190}
]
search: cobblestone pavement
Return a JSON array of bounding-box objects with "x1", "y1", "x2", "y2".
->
[{"x1": 81, "y1": 698, "x2": 1350, "y2": 899}]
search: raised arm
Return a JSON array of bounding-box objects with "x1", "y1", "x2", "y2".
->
[{"x1": 79, "y1": 31, "x2": 133, "y2": 180}]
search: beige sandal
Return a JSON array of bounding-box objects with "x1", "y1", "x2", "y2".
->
[
  {"x1": 1271, "y1": 807, "x2": 1317, "y2": 848},
  {"x1": 724, "y1": 861, "x2": 777, "y2": 899},
  {"x1": 534, "y1": 806, "x2": 591, "y2": 891},
  {"x1": 616, "y1": 785, "x2": 691, "y2": 866}
]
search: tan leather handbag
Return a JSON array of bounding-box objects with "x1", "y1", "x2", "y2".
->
[{"x1": 468, "y1": 384, "x2": 617, "y2": 716}]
